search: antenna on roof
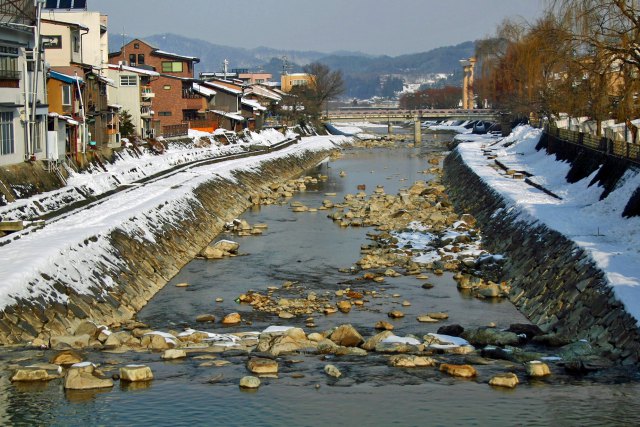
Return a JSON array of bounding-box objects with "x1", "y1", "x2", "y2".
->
[
  {"x1": 223, "y1": 59, "x2": 229, "y2": 80},
  {"x1": 120, "y1": 27, "x2": 128, "y2": 63},
  {"x1": 282, "y1": 56, "x2": 290, "y2": 76}
]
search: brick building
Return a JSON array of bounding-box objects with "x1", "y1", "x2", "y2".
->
[{"x1": 109, "y1": 39, "x2": 201, "y2": 134}]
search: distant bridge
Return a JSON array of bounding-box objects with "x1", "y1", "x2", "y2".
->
[
  {"x1": 323, "y1": 109, "x2": 500, "y2": 123},
  {"x1": 322, "y1": 109, "x2": 500, "y2": 143}
]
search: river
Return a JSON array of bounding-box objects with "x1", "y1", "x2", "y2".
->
[{"x1": 0, "y1": 130, "x2": 638, "y2": 426}]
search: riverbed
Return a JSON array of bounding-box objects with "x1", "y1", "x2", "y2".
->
[{"x1": 1, "y1": 131, "x2": 639, "y2": 426}]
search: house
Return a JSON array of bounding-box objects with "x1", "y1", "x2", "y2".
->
[
  {"x1": 0, "y1": 16, "x2": 48, "y2": 166},
  {"x1": 109, "y1": 39, "x2": 202, "y2": 136},
  {"x1": 47, "y1": 70, "x2": 82, "y2": 160},
  {"x1": 106, "y1": 64, "x2": 160, "y2": 139},
  {"x1": 201, "y1": 79, "x2": 245, "y2": 131},
  {"x1": 243, "y1": 84, "x2": 283, "y2": 127},
  {"x1": 281, "y1": 73, "x2": 314, "y2": 93},
  {"x1": 42, "y1": 15, "x2": 119, "y2": 150}
]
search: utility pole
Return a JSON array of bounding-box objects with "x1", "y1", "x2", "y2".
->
[{"x1": 29, "y1": 0, "x2": 45, "y2": 159}]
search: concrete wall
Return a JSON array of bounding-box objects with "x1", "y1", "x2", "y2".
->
[{"x1": 443, "y1": 149, "x2": 640, "y2": 365}]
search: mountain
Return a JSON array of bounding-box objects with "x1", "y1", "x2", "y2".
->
[{"x1": 107, "y1": 33, "x2": 475, "y2": 98}]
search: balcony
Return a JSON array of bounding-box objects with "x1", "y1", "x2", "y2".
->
[{"x1": 141, "y1": 87, "x2": 155, "y2": 99}]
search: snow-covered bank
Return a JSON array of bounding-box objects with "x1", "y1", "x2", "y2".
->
[
  {"x1": 457, "y1": 126, "x2": 640, "y2": 324},
  {"x1": 0, "y1": 135, "x2": 348, "y2": 343},
  {"x1": 0, "y1": 129, "x2": 295, "y2": 222},
  {"x1": 444, "y1": 125, "x2": 640, "y2": 363}
]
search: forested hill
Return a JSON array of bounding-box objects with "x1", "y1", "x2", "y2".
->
[{"x1": 108, "y1": 33, "x2": 475, "y2": 98}]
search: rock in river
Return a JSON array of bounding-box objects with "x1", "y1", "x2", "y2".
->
[
  {"x1": 526, "y1": 361, "x2": 551, "y2": 377},
  {"x1": 439, "y1": 364, "x2": 477, "y2": 378},
  {"x1": 64, "y1": 363, "x2": 113, "y2": 390},
  {"x1": 329, "y1": 324, "x2": 364, "y2": 347},
  {"x1": 120, "y1": 365, "x2": 154, "y2": 382},
  {"x1": 247, "y1": 358, "x2": 279, "y2": 375},
  {"x1": 489, "y1": 372, "x2": 519, "y2": 388},
  {"x1": 240, "y1": 376, "x2": 261, "y2": 389},
  {"x1": 324, "y1": 364, "x2": 342, "y2": 378}
]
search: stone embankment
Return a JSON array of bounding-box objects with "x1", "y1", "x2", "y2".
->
[
  {"x1": 0, "y1": 143, "x2": 338, "y2": 345},
  {"x1": 443, "y1": 149, "x2": 640, "y2": 365}
]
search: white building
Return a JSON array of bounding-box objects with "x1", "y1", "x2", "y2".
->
[{"x1": 106, "y1": 64, "x2": 159, "y2": 138}]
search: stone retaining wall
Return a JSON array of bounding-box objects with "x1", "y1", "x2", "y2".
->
[
  {"x1": 0, "y1": 147, "x2": 333, "y2": 345},
  {"x1": 443, "y1": 149, "x2": 640, "y2": 365}
]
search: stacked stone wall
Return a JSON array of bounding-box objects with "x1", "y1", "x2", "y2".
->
[{"x1": 443, "y1": 150, "x2": 640, "y2": 365}]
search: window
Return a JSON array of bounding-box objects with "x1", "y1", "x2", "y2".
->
[
  {"x1": 129, "y1": 54, "x2": 136, "y2": 66},
  {"x1": 62, "y1": 85, "x2": 72, "y2": 106},
  {"x1": 0, "y1": 55, "x2": 19, "y2": 80},
  {"x1": 72, "y1": 32, "x2": 80, "y2": 53},
  {"x1": 137, "y1": 54, "x2": 145, "y2": 65},
  {"x1": 163, "y1": 85, "x2": 171, "y2": 90},
  {"x1": 120, "y1": 75, "x2": 137, "y2": 86},
  {"x1": 183, "y1": 110, "x2": 197, "y2": 121},
  {"x1": 162, "y1": 61, "x2": 183, "y2": 73},
  {"x1": 0, "y1": 112, "x2": 14, "y2": 155},
  {"x1": 158, "y1": 111, "x2": 172, "y2": 116},
  {"x1": 134, "y1": 43, "x2": 139, "y2": 49}
]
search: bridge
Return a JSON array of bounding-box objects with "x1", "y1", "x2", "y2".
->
[{"x1": 322, "y1": 109, "x2": 500, "y2": 143}]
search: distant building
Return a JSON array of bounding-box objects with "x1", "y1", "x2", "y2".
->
[
  {"x1": 109, "y1": 39, "x2": 202, "y2": 135},
  {"x1": 281, "y1": 73, "x2": 314, "y2": 93}
]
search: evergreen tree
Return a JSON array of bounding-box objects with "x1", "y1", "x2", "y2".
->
[{"x1": 119, "y1": 109, "x2": 135, "y2": 138}]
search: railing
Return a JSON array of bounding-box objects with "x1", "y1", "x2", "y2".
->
[
  {"x1": 324, "y1": 109, "x2": 499, "y2": 120},
  {"x1": 161, "y1": 123, "x2": 188, "y2": 138},
  {"x1": 182, "y1": 89, "x2": 200, "y2": 99},
  {"x1": 545, "y1": 124, "x2": 640, "y2": 164},
  {"x1": 0, "y1": 70, "x2": 21, "y2": 80}
]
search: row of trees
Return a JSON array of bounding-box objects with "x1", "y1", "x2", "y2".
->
[
  {"x1": 476, "y1": 0, "x2": 640, "y2": 134},
  {"x1": 399, "y1": 86, "x2": 461, "y2": 109}
]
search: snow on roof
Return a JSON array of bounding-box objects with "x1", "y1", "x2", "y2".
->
[
  {"x1": 96, "y1": 75, "x2": 116, "y2": 87},
  {"x1": 108, "y1": 64, "x2": 160, "y2": 77},
  {"x1": 455, "y1": 125, "x2": 640, "y2": 326},
  {"x1": 246, "y1": 85, "x2": 282, "y2": 102},
  {"x1": 154, "y1": 49, "x2": 200, "y2": 63},
  {"x1": 203, "y1": 81, "x2": 243, "y2": 95},
  {"x1": 192, "y1": 83, "x2": 216, "y2": 98},
  {"x1": 241, "y1": 98, "x2": 267, "y2": 111},
  {"x1": 209, "y1": 110, "x2": 245, "y2": 121}
]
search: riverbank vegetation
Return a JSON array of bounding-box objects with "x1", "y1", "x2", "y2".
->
[{"x1": 475, "y1": 0, "x2": 640, "y2": 134}]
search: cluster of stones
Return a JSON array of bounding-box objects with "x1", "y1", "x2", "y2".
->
[
  {"x1": 247, "y1": 174, "x2": 330, "y2": 209},
  {"x1": 224, "y1": 219, "x2": 268, "y2": 237},
  {"x1": 281, "y1": 155, "x2": 511, "y2": 302}
]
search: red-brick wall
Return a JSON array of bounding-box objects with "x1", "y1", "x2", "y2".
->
[{"x1": 109, "y1": 39, "x2": 203, "y2": 129}]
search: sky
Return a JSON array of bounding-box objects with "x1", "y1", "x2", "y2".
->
[{"x1": 89, "y1": 0, "x2": 546, "y2": 56}]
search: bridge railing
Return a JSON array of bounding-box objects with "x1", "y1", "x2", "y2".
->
[{"x1": 324, "y1": 109, "x2": 499, "y2": 120}]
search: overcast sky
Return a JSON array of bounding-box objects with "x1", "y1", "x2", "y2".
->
[{"x1": 89, "y1": 0, "x2": 546, "y2": 56}]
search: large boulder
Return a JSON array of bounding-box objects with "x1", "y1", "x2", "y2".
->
[
  {"x1": 439, "y1": 364, "x2": 477, "y2": 378},
  {"x1": 388, "y1": 355, "x2": 437, "y2": 368},
  {"x1": 64, "y1": 363, "x2": 113, "y2": 390},
  {"x1": 222, "y1": 313, "x2": 242, "y2": 325},
  {"x1": 239, "y1": 376, "x2": 261, "y2": 389},
  {"x1": 120, "y1": 365, "x2": 154, "y2": 382},
  {"x1": 525, "y1": 361, "x2": 551, "y2": 377},
  {"x1": 461, "y1": 327, "x2": 520, "y2": 347},
  {"x1": 329, "y1": 324, "x2": 364, "y2": 347},
  {"x1": 324, "y1": 364, "x2": 342, "y2": 378},
  {"x1": 74, "y1": 321, "x2": 100, "y2": 338},
  {"x1": 247, "y1": 358, "x2": 278, "y2": 375},
  {"x1": 11, "y1": 367, "x2": 59, "y2": 382},
  {"x1": 50, "y1": 334, "x2": 91, "y2": 350},
  {"x1": 362, "y1": 330, "x2": 394, "y2": 351},
  {"x1": 162, "y1": 349, "x2": 187, "y2": 360},
  {"x1": 489, "y1": 372, "x2": 519, "y2": 388},
  {"x1": 141, "y1": 332, "x2": 177, "y2": 350},
  {"x1": 212, "y1": 240, "x2": 240, "y2": 253},
  {"x1": 256, "y1": 327, "x2": 316, "y2": 356},
  {"x1": 50, "y1": 350, "x2": 83, "y2": 366}
]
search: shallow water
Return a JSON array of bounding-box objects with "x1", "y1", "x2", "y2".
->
[{"x1": 1, "y1": 133, "x2": 639, "y2": 426}]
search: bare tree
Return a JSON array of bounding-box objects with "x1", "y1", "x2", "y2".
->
[{"x1": 292, "y1": 62, "x2": 345, "y2": 122}]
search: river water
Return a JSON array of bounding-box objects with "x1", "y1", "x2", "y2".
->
[{"x1": 1, "y1": 131, "x2": 639, "y2": 426}]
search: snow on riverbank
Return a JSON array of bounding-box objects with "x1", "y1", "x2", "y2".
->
[
  {"x1": 455, "y1": 125, "x2": 640, "y2": 325},
  {"x1": 0, "y1": 134, "x2": 349, "y2": 311},
  {"x1": 0, "y1": 130, "x2": 295, "y2": 221}
]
